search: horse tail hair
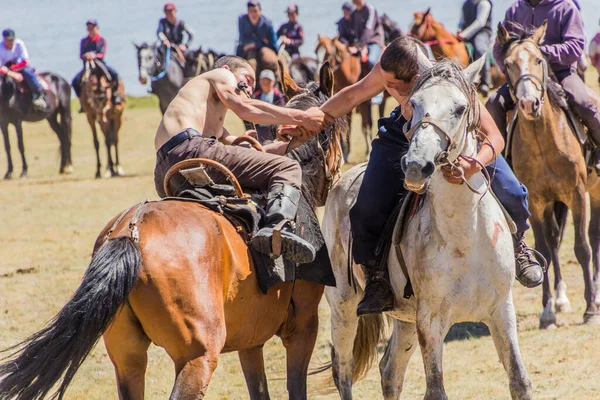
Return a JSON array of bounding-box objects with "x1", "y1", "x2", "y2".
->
[
  {"x1": 553, "y1": 201, "x2": 569, "y2": 246},
  {"x1": 0, "y1": 236, "x2": 141, "y2": 400},
  {"x1": 350, "y1": 313, "x2": 387, "y2": 382}
]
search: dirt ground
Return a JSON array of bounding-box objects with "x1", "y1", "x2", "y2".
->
[{"x1": 1, "y1": 70, "x2": 600, "y2": 399}]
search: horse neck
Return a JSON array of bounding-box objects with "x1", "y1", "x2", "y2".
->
[
  {"x1": 516, "y1": 98, "x2": 570, "y2": 154},
  {"x1": 425, "y1": 136, "x2": 482, "y2": 243},
  {"x1": 430, "y1": 20, "x2": 455, "y2": 41}
]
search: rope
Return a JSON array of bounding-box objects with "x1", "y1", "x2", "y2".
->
[{"x1": 152, "y1": 46, "x2": 171, "y2": 82}]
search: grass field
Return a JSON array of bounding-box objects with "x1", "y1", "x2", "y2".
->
[{"x1": 1, "y1": 71, "x2": 600, "y2": 399}]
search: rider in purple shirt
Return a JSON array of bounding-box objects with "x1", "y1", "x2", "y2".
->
[
  {"x1": 277, "y1": 4, "x2": 304, "y2": 59},
  {"x1": 487, "y1": 0, "x2": 600, "y2": 173}
]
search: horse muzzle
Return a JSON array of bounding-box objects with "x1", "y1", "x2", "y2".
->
[
  {"x1": 138, "y1": 75, "x2": 148, "y2": 85},
  {"x1": 401, "y1": 156, "x2": 434, "y2": 194},
  {"x1": 518, "y1": 96, "x2": 542, "y2": 120}
]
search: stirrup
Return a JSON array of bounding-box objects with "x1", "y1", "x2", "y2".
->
[{"x1": 518, "y1": 245, "x2": 548, "y2": 273}]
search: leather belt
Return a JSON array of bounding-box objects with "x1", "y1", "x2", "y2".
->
[{"x1": 157, "y1": 128, "x2": 202, "y2": 160}]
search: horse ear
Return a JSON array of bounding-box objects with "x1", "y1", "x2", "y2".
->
[
  {"x1": 133, "y1": 42, "x2": 141, "y2": 50},
  {"x1": 278, "y1": 60, "x2": 303, "y2": 100},
  {"x1": 531, "y1": 20, "x2": 547, "y2": 46},
  {"x1": 423, "y1": 7, "x2": 431, "y2": 18},
  {"x1": 319, "y1": 61, "x2": 335, "y2": 98},
  {"x1": 463, "y1": 54, "x2": 486, "y2": 86},
  {"x1": 497, "y1": 22, "x2": 510, "y2": 45}
]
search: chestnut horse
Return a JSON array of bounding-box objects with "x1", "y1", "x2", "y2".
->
[
  {"x1": 410, "y1": 8, "x2": 505, "y2": 90},
  {"x1": 81, "y1": 60, "x2": 126, "y2": 178},
  {"x1": 316, "y1": 35, "x2": 373, "y2": 161},
  {"x1": 0, "y1": 63, "x2": 346, "y2": 400},
  {"x1": 496, "y1": 23, "x2": 600, "y2": 328}
]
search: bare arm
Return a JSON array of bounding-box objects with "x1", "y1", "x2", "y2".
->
[
  {"x1": 477, "y1": 101, "x2": 505, "y2": 165},
  {"x1": 320, "y1": 62, "x2": 385, "y2": 118}
]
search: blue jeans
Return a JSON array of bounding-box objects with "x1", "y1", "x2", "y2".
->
[
  {"x1": 469, "y1": 31, "x2": 492, "y2": 87},
  {"x1": 20, "y1": 66, "x2": 43, "y2": 94},
  {"x1": 350, "y1": 107, "x2": 531, "y2": 264}
]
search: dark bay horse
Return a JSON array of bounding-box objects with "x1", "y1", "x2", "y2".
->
[
  {"x1": 496, "y1": 22, "x2": 600, "y2": 328},
  {"x1": 81, "y1": 61, "x2": 126, "y2": 178},
  {"x1": 0, "y1": 63, "x2": 347, "y2": 400},
  {"x1": 0, "y1": 71, "x2": 72, "y2": 179},
  {"x1": 316, "y1": 35, "x2": 371, "y2": 161}
]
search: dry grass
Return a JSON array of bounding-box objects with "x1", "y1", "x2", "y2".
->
[{"x1": 1, "y1": 70, "x2": 600, "y2": 399}]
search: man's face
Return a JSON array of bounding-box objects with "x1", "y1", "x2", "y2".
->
[
  {"x1": 87, "y1": 24, "x2": 98, "y2": 36},
  {"x1": 248, "y1": 6, "x2": 261, "y2": 25},
  {"x1": 380, "y1": 68, "x2": 415, "y2": 97},
  {"x1": 343, "y1": 9, "x2": 352, "y2": 19},
  {"x1": 165, "y1": 7, "x2": 177, "y2": 20},
  {"x1": 259, "y1": 77, "x2": 274, "y2": 93},
  {"x1": 233, "y1": 67, "x2": 256, "y2": 95},
  {"x1": 352, "y1": 0, "x2": 364, "y2": 8},
  {"x1": 3, "y1": 38, "x2": 14, "y2": 49}
]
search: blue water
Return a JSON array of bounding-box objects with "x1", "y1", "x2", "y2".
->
[{"x1": 2, "y1": 0, "x2": 598, "y2": 96}]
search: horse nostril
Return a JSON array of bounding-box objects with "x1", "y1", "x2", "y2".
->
[
  {"x1": 533, "y1": 98, "x2": 540, "y2": 111},
  {"x1": 400, "y1": 155, "x2": 408, "y2": 172},
  {"x1": 422, "y1": 161, "x2": 435, "y2": 176}
]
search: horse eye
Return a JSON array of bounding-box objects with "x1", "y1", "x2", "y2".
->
[
  {"x1": 455, "y1": 105, "x2": 467, "y2": 116},
  {"x1": 536, "y1": 58, "x2": 543, "y2": 65}
]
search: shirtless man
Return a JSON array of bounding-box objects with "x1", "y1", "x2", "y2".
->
[
  {"x1": 281, "y1": 37, "x2": 542, "y2": 315},
  {"x1": 154, "y1": 55, "x2": 329, "y2": 264}
]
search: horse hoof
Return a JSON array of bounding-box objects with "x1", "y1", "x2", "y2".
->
[
  {"x1": 539, "y1": 309, "x2": 557, "y2": 330},
  {"x1": 95, "y1": 172, "x2": 101, "y2": 179},
  {"x1": 62, "y1": 165, "x2": 74, "y2": 175},
  {"x1": 555, "y1": 298, "x2": 572, "y2": 313},
  {"x1": 104, "y1": 170, "x2": 113, "y2": 179},
  {"x1": 117, "y1": 166, "x2": 126, "y2": 176},
  {"x1": 583, "y1": 312, "x2": 600, "y2": 325},
  {"x1": 19, "y1": 172, "x2": 27, "y2": 179},
  {"x1": 4, "y1": 172, "x2": 12, "y2": 180},
  {"x1": 539, "y1": 320, "x2": 557, "y2": 330}
]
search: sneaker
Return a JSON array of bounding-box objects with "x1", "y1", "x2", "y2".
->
[
  {"x1": 32, "y1": 96, "x2": 47, "y2": 110},
  {"x1": 356, "y1": 261, "x2": 395, "y2": 316},
  {"x1": 513, "y1": 234, "x2": 545, "y2": 288}
]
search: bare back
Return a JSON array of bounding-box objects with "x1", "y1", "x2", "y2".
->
[{"x1": 154, "y1": 68, "x2": 237, "y2": 150}]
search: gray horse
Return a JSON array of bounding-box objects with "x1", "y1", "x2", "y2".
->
[
  {"x1": 0, "y1": 72, "x2": 72, "y2": 179},
  {"x1": 135, "y1": 43, "x2": 222, "y2": 114}
]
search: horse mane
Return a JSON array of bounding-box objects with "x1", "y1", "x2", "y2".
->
[
  {"x1": 411, "y1": 60, "x2": 481, "y2": 130},
  {"x1": 498, "y1": 24, "x2": 569, "y2": 111}
]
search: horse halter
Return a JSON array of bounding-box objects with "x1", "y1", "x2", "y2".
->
[{"x1": 505, "y1": 39, "x2": 548, "y2": 105}]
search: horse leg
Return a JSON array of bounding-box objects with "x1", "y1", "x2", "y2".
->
[
  {"x1": 326, "y1": 284, "x2": 361, "y2": 400},
  {"x1": 281, "y1": 281, "x2": 324, "y2": 400},
  {"x1": 59, "y1": 103, "x2": 74, "y2": 173},
  {"x1": 544, "y1": 205, "x2": 571, "y2": 313},
  {"x1": 589, "y1": 196, "x2": 600, "y2": 308},
  {"x1": 530, "y1": 209, "x2": 556, "y2": 329},
  {"x1": 570, "y1": 190, "x2": 600, "y2": 324},
  {"x1": 341, "y1": 113, "x2": 352, "y2": 163},
  {"x1": 87, "y1": 115, "x2": 102, "y2": 178},
  {"x1": 379, "y1": 320, "x2": 417, "y2": 400},
  {"x1": 47, "y1": 113, "x2": 72, "y2": 175},
  {"x1": 1, "y1": 122, "x2": 13, "y2": 179},
  {"x1": 113, "y1": 116, "x2": 125, "y2": 176},
  {"x1": 103, "y1": 302, "x2": 151, "y2": 400},
  {"x1": 486, "y1": 294, "x2": 533, "y2": 400},
  {"x1": 14, "y1": 121, "x2": 27, "y2": 178},
  {"x1": 238, "y1": 346, "x2": 270, "y2": 400},
  {"x1": 417, "y1": 309, "x2": 450, "y2": 400},
  {"x1": 104, "y1": 127, "x2": 116, "y2": 178}
]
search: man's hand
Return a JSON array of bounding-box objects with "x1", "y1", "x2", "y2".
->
[
  {"x1": 456, "y1": 32, "x2": 464, "y2": 41},
  {"x1": 162, "y1": 39, "x2": 171, "y2": 48},
  {"x1": 277, "y1": 125, "x2": 312, "y2": 144},
  {"x1": 300, "y1": 107, "x2": 333, "y2": 133},
  {"x1": 243, "y1": 129, "x2": 258, "y2": 139},
  {"x1": 9, "y1": 72, "x2": 23, "y2": 83},
  {"x1": 178, "y1": 44, "x2": 187, "y2": 51},
  {"x1": 0, "y1": 66, "x2": 8, "y2": 75},
  {"x1": 243, "y1": 43, "x2": 256, "y2": 52},
  {"x1": 441, "y1": 156, "x2": 482, "y2": 184},
  {"x1": 281, "y1": 37, "x2": 291, "y2": 45},
  {"x1": 348, "y1": 46, "x2": 359, "y2": 55},
  {"x1": 84, "y1": 52, "x2": 96, "y2": 61}
]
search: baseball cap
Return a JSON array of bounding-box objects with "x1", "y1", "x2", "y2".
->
[
  {"x1": 2, "y1": 29, "x2": 15, "y2": 39},
  {"x1": 285, "y1": 3, "x2": 298, "y2": 13},
  {"x1": 164, "y1": 2, "x2": 176, "y2": 11},
  {"x1": 247, "y1": 1, "x2": 260, "y2": 7},
  {"x1": 342, "y1": 2, "x2": 353, "y2": 11},
  {"x1": 85, "y1": 19, "x2": 98, "y2": 26},
  {"x1": 259, "y1": 70, "x2": 276, "y2": 82}
]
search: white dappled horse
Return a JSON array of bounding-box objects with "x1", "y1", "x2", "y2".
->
[{"x1": 322, "y1": 57, "x2": 532, "y2": 399}]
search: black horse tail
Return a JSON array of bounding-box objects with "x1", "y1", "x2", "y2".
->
[{"x1": 0, "y1": 236, "x2": 141, "y2": 400}]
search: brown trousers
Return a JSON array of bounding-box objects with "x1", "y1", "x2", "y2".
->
[{"x1": 154, "y1": 130, "x2": 302, "y2": 198}]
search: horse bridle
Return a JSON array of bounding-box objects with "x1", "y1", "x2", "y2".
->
[
  {"x1": 404, "y1": 106, "x2": 492, "y2": 196},
  {"x1": 505, "y1": 39, "x2": 548, "y2": 105}
]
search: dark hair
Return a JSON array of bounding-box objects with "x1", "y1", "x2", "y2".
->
[
  {"x1": 247, "y1": 1, "x2": 261, "y2": 8},
  {"x1": 380, "y1": 36, "x2": 427, "y2": 82},
  {"x1": 212, "y1": 55, "x2": 253, "y2": 73}
]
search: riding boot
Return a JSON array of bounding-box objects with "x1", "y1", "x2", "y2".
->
[
  {"x1": 31, "y1": 92, "x2": 47, "y2": 110},
  {"x1": 356, "y1": 260, "x2": 395, "y2": 316},
  {"x1": 594, "y1": 148, "x2": 600, "y2": 175},
  {"x1": 112, "y1": 82, "x2": 124, "y2": 105},
  {"x1": 250, "y1": 184, "x2": 316, "y2": 264},
  {"x1": 513, "y1": 232, "x2": 545, "y2": 288}
]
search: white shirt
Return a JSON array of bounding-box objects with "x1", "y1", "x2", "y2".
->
[{"x1": 0, "y1": 39, "x2": 30, "y2": 66}]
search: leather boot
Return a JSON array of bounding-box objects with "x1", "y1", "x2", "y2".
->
[
  {"x1": 356, "y1": 260, "x2": 395, "y2": 316},
  {"x1": 593, "y1": 148, "x2": 600, "y2": 175},
  {"x1": 251, "y1": 184, "x2": 316, "y2": 264},
  {"x1": 513, "y1": 233, "x2": 545, "y2": 288}
]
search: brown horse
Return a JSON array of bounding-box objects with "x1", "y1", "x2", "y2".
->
[
  {"x1": 410, "y1": 8, "x2": 505, "y2": 90},
  {"x1": 316, "y1": 35, "x2": 373, "y2": 161},
  {"x1": 81, "y1": 60, "x2": 126, "y2": 178},
  {"x1": 0, "y1": 63, "x2": 346, "y2": 400},
  {"x1": 496, "y1": 22, "x2": 600, "y2": 328}
]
